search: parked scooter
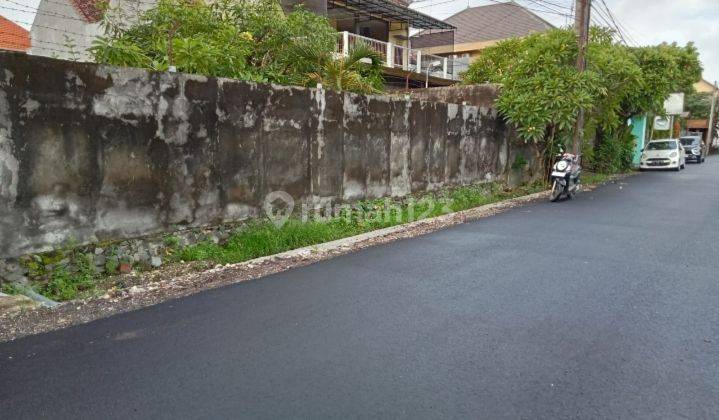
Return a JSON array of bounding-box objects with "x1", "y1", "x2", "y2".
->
[{"x1": 549, "y1": 151, "x2": 581, "y2": 202}]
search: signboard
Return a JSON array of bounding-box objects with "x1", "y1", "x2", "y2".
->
[
  {"x1": 653, "y1": 116, "x2": 671, "y2": 131},
  {"x1": 663, "y1": 93, "x2": 684, "y2": 115}
]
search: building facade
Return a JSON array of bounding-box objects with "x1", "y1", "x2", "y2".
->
[
  {"x1": 30, "y1": 0, "x2": 461, "y2": 86},
  {"x1": 30, "y1": 0, "x2": 153, "y2": 61},
  {"x1": 410, "y1": 1, "x2": 553, "y2": 63},
  {"x1": 283, "y1": 0, "x2": 462, "y2": 87},
  {"x1": 694, "y1": 79, "x2": 715, "y2": 94}
]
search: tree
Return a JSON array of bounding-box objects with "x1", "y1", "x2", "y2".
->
[
  {"x1": 685, "y1": 92, "x2": 714, "y2": 119},
  {"x1": 622, "y1": 42, "x2": 703, "y2": 118},
  {"x1": 465, "y1": 29, "x2": 597, "y2": 146},
  {"x1": 578, "y1": 28, "x2": 644, "y2": 173},
  {"x1": 90, "y1": 0, "x2": 384, "y2": 93},
  {"x1": 93, "y1": 0, "x2": 259, "y2": 79},
  {"x1": 463, "y1": 27, "x2": 703, "y2": 174},
  {"x1": 305, "y1": 43, "x2": 385, "y2": 94},
  {"x1": 586, "y1": 27, "x2": 643, "y2": 131}
]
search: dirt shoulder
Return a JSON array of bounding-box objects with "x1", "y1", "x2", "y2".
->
[{"x1": 0, "y1": 176, "x2": 630, "y2": 342}]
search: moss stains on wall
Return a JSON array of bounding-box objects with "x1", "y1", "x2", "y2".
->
[{"x1": 0, "y1": 52, "x2": 539, "y2": 259}]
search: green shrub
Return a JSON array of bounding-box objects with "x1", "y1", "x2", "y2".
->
[
  {"x1": 175, "y1": 182, "x2": 545, "y2": 266},
  {"x1": 90, "y1": 0, "x2": 383, "y2": 93},
  {"x1": 42, "y1": 253, "x2": 98, "y2": 301},
  {"x1": 511, "y1": 154, "x2": 529, "y2": 170},
  {"x1": 163, "y1": 235, "x2": 181, "y2": 248},
  {"x1": 588, "y1": 128, "x2": 635, "y2": 174},
  {"x1": 1, "y1": 282, "x2": 22, "y2": 295}
]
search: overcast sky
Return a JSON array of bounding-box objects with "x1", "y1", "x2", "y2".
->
[
  {"x1": 1, "y1": 0, "x2": 716, "y2": 83},
  {"x1": 409, "y1": 0, "x2": 718, "y2": 84}
]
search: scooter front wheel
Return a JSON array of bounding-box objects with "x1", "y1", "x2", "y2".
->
[{"x1": 550, "y1": 179, "x2": 562, "y2": 202}]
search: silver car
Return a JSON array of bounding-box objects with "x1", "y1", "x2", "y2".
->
[{"x1": 679, "y1": 135, "x2": 706, "y2": 164}]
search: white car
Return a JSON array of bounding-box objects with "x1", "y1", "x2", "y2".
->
[{"x1": 639, "y1": 139, "x2": 685, "y2": 171}]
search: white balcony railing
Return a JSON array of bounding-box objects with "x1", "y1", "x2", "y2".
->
[{"x1": 336, "y1": 31, "x2": 465, "y2": 82}]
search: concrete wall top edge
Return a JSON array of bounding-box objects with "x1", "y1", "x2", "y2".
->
[{"x1": 0, "y1": 51, "x2": 497, "y2": 109}]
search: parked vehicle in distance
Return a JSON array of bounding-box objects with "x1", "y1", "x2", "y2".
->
[
  {"x1": 679, "y1": 135, "x2": 706, "y2": 164},
  {"x1": 639, "y1": 139, "x2": 685, "y2": 171}
]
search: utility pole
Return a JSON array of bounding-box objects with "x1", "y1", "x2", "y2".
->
[
  {"x1": 572, "y1": 0, "x2": 592, "y2": 156},
  {"x1": 706, "y1": 81, "x2": 718, "y2": 154}
]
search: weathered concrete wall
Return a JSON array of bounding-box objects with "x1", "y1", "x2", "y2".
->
[
  {"x1": 408, "y1": 85, "x2": 502, "y2": 109},
  {"x1": 0, "y1": 52, "x2": 537, "y2": 259},
  {"x1": 408, "y1": 85, "x2": 541, "y2": 187}
]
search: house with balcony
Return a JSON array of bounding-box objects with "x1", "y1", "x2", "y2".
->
[
  {"x1": 283, "y1": 0, "x2": 464, "y2": 88},
  {"x1": 30, "y1": 0, "x2": 462, "y2": 87},
  {"x1": 410, "y1": 1, "x2": 554, "y2": 64}
]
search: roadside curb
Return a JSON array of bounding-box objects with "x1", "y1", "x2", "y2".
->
[
  {"x1": 247, "y1": 190, "x2": 551, "y2": 264},
  {"x1": 241, "y1": 171, "x2": 631, "y2": 264}
]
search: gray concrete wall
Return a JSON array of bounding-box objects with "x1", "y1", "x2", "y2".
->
[
  {"x1": 0, "y1": 52, "x2": 537, "y2": 259},
  {"x1": 408, "y1": 85, "x2": 502, "y2": 109}
]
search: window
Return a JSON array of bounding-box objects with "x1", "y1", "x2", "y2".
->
[{"x1": 647, "y1": 141, "x2": 677, "y2": 150}]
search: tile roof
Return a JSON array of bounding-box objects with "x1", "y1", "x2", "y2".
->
[
  {"x1": 71, "y1": 0, "x2": 105, "y2": 23},
  {"x1": 450, "y1": 1, "x2": 554, "y2": 43},
  {"x1": 414, "y1": 1, "x2": 554, "y2": 46},
  {"x1": 0, "y1": 15, "x2": 30, "y2": 52}
]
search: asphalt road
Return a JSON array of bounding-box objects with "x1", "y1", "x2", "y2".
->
[{"x1": 2, "y1": 159, "x2": 719, "y2": 419}]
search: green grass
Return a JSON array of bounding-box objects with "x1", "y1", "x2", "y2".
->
[
  {"x1": 9, "y1": 168, "x2": 629, "y2": 303},
  {"x1": 1, "y1": 282, "x2": 22, "y2": 295},
  {"x1": 20, "y1": 180, "x2": 554, "y2": 302},
  {"x1": 41, "y1": 252, "x2": 98, "y2": 301},
  {"x1": 174, "y1": 181, "x2": 546, "y2": 266},
  {"x1": 175, "y1": 219, "x2": 364, "y2": 265},
  {"x1": 581, "y1": 172, "x2": 615, "y2": 185}
]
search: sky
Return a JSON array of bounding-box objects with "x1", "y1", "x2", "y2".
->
[
  {"x1": 0, "y1": 0, "x2": 717, "y2": 83},
  {"x1": 407, "y1": 0, "x2": 718, "y2": 84}
]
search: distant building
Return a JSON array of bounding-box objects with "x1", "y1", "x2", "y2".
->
[
  {"x1": 694, "y1": 79, "x2": 715, "y2": 94},
  {"x1": 30, "y1": 0, "x2": 153, "y2": 61},
  {"x1": 410, "y1": 1, "x2": 554, "y2": 63},
  {"x1": 0, "y1": 15, "x2": 31, "y2": 52}
]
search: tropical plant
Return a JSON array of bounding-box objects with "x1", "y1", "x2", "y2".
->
[
  {"x1": 465, "y1": 29, "x2": 598, "y2": 146},
  {"x1": 463, "y1": 27, "x2": 703, "y2": 174},
  {"x1": 685, "y1": 92, "x2": 714, "y2": 119},
  {"x1": 622, "y1": 42, "x2": 702, "y2": 118},
  {"x1": 584, "y1": 127, "x2": 635, "y2": 173},
  {"x1": 586, "y1": 27, "x2": 643, "y2": 131},
  {"x1": 305, "y1": 43, "x2": 385, "y2": 94},
  {"x1": 89, "y1": 0, "x2": 379, "y2": 90}
]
